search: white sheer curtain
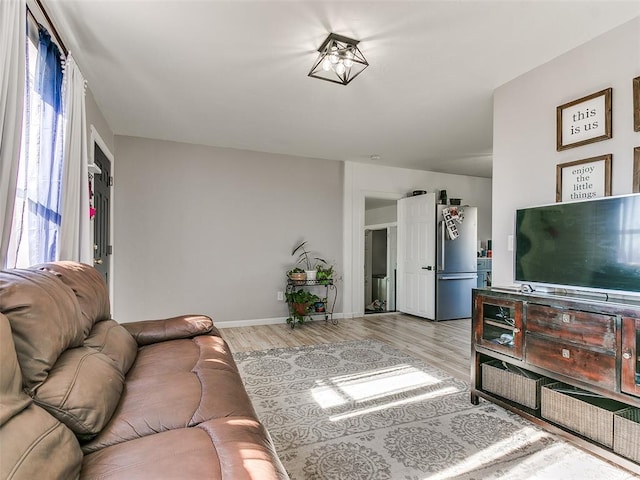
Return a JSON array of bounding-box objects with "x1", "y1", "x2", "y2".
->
[
  {"x1": 57, "y1": 55, "x2": 91, "y2": 263},
  {"x1": 0, "y1": 0, "x2": 26, "y2": 267}
]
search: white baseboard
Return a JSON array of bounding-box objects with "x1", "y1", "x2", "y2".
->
[{"x1": 216, "y1": 312, "x2": 355, "y2": 329}]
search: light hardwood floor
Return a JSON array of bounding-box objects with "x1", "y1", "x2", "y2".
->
[{"x1": 219, "y1": 313, "x2": 472, "y2": 382}]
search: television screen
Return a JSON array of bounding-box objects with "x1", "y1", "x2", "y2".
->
[{"x1": 515, "y1": 194, "x2": 640, "y2": 295}]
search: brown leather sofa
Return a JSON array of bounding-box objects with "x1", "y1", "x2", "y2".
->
[{"x1": 0, "y1": 261, "x2": 288, "y2": 480}]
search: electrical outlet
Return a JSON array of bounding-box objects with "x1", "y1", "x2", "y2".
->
[{"x1": 277, "y1": 291, "x2": 284, "y2": 301}]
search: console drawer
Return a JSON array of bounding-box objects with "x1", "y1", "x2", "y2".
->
[
  {"x1": 526, "y1": 334, "x2": 616, "y2": 390},
  {"x1": 526, "y1": 304, "x2": 616, "y2": 351}
]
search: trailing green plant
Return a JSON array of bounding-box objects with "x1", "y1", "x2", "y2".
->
[
  {"x1": 285, "y1": 289, "x2": 321, "y2": 326},
  {"x1": 285, "y1": 289, "x2": 320, "y2": 305},
  {"x1": 286, "y1": 315, "x2": 303, "y2": 326},
  {"x1": 292, "y1": 241, "x2": 325, "y2": 271}
]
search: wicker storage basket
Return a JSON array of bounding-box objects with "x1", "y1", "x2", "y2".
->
[
  {"x1": 614, "y1": 407, "x2": 640, "y2": 463},
  {"x1": 541, "y1": 382, "x2": 628, "y2": 448},
  {"x1": 481, "y1": 360, "x2": 553, "y2": 409}
]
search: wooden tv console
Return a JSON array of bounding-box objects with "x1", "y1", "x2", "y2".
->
[{"x1": 471, "y1": 288, "x2": 640, "y2": 474}]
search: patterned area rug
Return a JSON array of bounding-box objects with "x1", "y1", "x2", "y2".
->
[{"x1": 233, "y1": 339, "x2": 637, "y2": 480}]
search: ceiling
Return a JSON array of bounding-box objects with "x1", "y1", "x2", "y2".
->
[{"x1": 44, "y1": 1, "x2": 640, "y2": 178}]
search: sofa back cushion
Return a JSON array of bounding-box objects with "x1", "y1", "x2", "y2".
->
[
  {"x1": 1, "y1": 404, "x2": 83, "y2": 480},
  {"x1": 0, "y1": 269, "x2": 86, "y2": 391},
  {"x1": 0, "y1": 313, "x2": 83, "y2": 480},
  {"x1": 84, "y1": 319, "x2": 138, "y2": 375},
  {"x1": 33, "y1": 346, "x2": 125, "y2": 440},
  {"x1": 32, "y1": 317, "x2": 139, "y2": 439},
  {"x1": 0, "y1": 314, "x2": 31, "y2": 426},
  {"x1": 33, "y1": 261, "x2": 110, "y2": 326},
  {"x1": 1, "y1": 264, "x2": 136, "y2": 440}
]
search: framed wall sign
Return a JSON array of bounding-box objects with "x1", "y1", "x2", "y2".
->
[
  {"x1": 556, "y1": 88, "x2": 612, "y2": 151},
  {"x1": 634, "y1": 147, "x2": 640, "y2": 193},
  {"x1": 556, "y1": 154, "x2": 612, "y2": 202},
  {"x1": 634, "y1": 76, "x2": 640, "y2": 132}
]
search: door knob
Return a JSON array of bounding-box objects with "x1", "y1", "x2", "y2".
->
[
  {"x1": 422, "y1": 266, "x2": 433, "y2": 270},
  {"x1": 94, "y1": 259, "x2": 103, "y2": 265},
  {"x1": 622, "y1": 350, "x2": 632, "y2": 360}
]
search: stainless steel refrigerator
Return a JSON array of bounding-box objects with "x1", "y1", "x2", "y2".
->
[{"x1": 435, "y1": 205, "x2": 478, "y2": 320}]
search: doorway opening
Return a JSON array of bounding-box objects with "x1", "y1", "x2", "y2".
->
[
  {"x1": 364, "y1": 227, "x2": 397, "y2": 313},
  {"x1": 89, "y1": 126, "x2": 114, "y2": 303},
  {"x1": 364, "y1": 196, "x2": 398, "y2": 314},
  {"x1": 93, "y1": 142, "x2": 111, "y2": 286}
]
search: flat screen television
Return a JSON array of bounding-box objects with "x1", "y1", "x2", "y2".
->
[{"x1": 515, "y1": 194, "x2": 640, "y2": 296}]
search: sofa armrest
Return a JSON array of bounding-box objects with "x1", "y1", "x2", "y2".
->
[{"x1": 122, "y1": 315, "x2": 218, "y2": 346}]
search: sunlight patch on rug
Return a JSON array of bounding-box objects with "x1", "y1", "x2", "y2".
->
[
  {"x1": 234, "y1": 339, "x2": 636, "y2": 480},
  {"x1": 312, "y1": 364, "x2": 446, "y2": 408},
  {"x1": 425, "y1": 425, "x2": 546, "y2": 479},
  {"x1": 329, "y1": 386, "x2": 460, "y2": 423}
]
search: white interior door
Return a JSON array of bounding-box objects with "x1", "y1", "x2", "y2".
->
[{"x1": 397, "y1": 193, "x2": 436, "y2": 319}]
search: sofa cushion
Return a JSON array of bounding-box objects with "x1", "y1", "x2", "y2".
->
[
  {"x1": 83, "y1": 319, "x2": 138, "y2": 375},
  {"x1": 0, "y1": 313, "x2": 83, "y2": 480},
  {"x1": 33, "y1": 261, "x2": 110, "y2": 326},
  {"x1": 80, "y1": 417, "x2": 288, "y2": 480},
  {"x1": 0, "y1": 313, "x2": 30, "y2": 426},
  {"x1": 33, "y1": 346, "x2": 124, "y2": 440},
  {"x1": 82, "y1": 335, "x2": 256, "y2": 453},
  {"x1": 0, "y1": 269, "x2": 86, "y2": 390},
  {"x1": 125, "y1": 334, "x2": 238, "y2": 382},
  {"x1": 0, "y1": 404, "x2": 83, "y2": 480}
]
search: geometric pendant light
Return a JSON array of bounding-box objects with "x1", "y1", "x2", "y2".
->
[{"x1": 308, "y1": 33, "x2": 369, "y2": 85}]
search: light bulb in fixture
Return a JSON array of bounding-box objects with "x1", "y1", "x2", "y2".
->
[
  {"x1": 322, "y1": 58, "x2": 332, "y2": 71},
  {"x1": 329, "y1": 45, "x2": 339, "y2": 64},
  {"x1": 344, "y1": 50, "x2": 354, "y2": 67},
  {"x1": 335, "y1": 62, "x2": 346, "y2": 75}
]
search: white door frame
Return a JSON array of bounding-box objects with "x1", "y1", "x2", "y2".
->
[
  {"x1": 364, "y1": 229, "x2": 373, "y2": 306},
  {"x1": 346, "y1": 190, "x2": 404, "y2": 317},
  {"x1": 387, "y1": 225, "x2": 397, "y2": 311}
]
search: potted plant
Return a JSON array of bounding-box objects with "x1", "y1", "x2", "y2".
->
[
  {"x1": 292, "y1": 241, "x2": 325, "y2": 281},
  {"x1": 285, "y1": 289, "x2": 321, "y2": 326},
  {"x1": 287, "y1": 267, "x2": 306, "y2": 282},
  {"x1": 315, "y1": 262, "x2": 334, "y2": 284}
]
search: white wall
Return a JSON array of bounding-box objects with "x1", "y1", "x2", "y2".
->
[
  {"x1": 343, "y1": 161, "x2": 492, "y2": 316},
  {"x1": 365, "y1": 205, "x2": 397, "y2": 226},
  {"x1": 493, "y1": 17, "x2": 640, "y2": 287},
  {"x1": 113, "y1": 136, "x2": 343, "y2": 324},
  {"x1": 86, "y1": 88, "x2": 114, "y2": 155}
]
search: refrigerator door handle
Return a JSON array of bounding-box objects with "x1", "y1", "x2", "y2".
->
[
  {"x1": 440, "y1": 220, "x2": 446, "y2": 271},
  {"x1": 439, "y1": 274, "x2": 478, "y2": 281}
]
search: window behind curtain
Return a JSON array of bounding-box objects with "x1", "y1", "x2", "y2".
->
[{"x1": 6, "y1": 21, "x2": 64, "y2": 268}]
